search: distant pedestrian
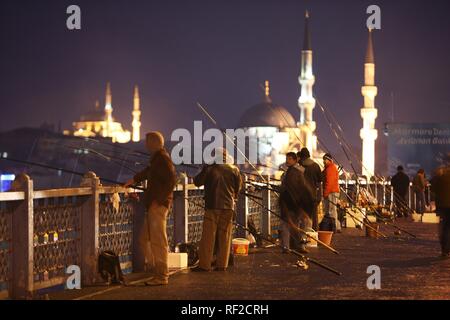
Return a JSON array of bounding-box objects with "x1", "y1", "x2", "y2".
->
[
  {"x1": 391, "y1": 166, "x2": 410, "y2": 218},
  {"x1": 297, "y1": 148, "x2": 322, "y2": 230},
  {"x1": 279, "y1": 152, "x2": 315, "y2": 253},
  {"x1": 413, "y1": 169, "x2": 427, "y2": 214},
  {"x1": 322, "y1": 153, "x2": 341, "y2": 232},
  {"x1": 124, "y1": 131, "x2": 176, "y2": 286},
  {"x1": 193, "y1": 148, "x2": 243, "y2": 272},
  {"x1": 430, "y1": 162, "x2": 450, "y2": 259}
]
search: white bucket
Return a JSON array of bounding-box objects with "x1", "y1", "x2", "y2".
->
[{"x1": 306, "y1": 231, "x2": 318, "y2": 248}]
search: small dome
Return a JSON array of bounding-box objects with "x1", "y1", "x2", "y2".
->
[{"x1": 238, "y1": 102, "x2": 297, "y2": 129}]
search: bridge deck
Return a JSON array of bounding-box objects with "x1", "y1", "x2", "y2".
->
[{"x1": 48, "y1": 220, "x2": 450, "y2": 300}]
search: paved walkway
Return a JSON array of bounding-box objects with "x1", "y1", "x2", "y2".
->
[{"x1": 49, "y1": 220, "x2": 450, "y2": 300}]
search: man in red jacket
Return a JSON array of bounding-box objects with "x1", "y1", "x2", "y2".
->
[{"x1": 322, "y1": 153, "x2": 341, "y2": 232}]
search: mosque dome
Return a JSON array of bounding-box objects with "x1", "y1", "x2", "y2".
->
[
  {"x1": 238, "y1": 101, "x2": 296, "y2": 129},
  {"x1": 78, "y1": 110, "x2": 106, "y2": 122}
]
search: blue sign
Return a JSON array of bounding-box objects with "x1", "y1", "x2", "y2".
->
[
  {"x1": 387, "y1": 123, "x2": 450, "y2": 177},
  {"x1": 0, "y1": 174, "x2": 15, "y2": 192}
]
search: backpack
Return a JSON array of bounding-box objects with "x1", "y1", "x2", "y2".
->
[
  {"x1": 319, "y1": 216, "x2": 336, "y2": 232},
  {"x1": 98, "y1": 250, "x2": 124, "y2": 285}
]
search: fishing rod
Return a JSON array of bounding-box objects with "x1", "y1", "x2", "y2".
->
[
  {"x1": 186, "y1": 195, "x2": 342, "y2": 276},
  {"x1": 0, "y1": 156, "x2": 145, "y2": 191},
  {"x1": 244, "y1": 191, "x2": 340, "y2": 255},
  {"x1": 315, "y1": 97, "x2": 416, "y2": 237},
  {"x1": 234, "y1": 222, "x2": 342, "y2": 276},
  {"x1": 58, "y1": 144, "x2": 141, "y2": 174},
  {"x1": 197, "y1": 102, "x2": 273, "y2": 186},
  {"x1": 245, "y1": 179, "x2": 385, "y2": 240},
  {"x1": 315, "y1": 96, "x2": 414, "y2": 216},
  {"x1": 265, "y1": 95, "x2": 387, "y2": 238}
]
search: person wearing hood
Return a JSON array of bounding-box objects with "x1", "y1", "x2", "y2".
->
[
  {"x1": 124, "y1": 131, "x2": 176, "y2": 286},
  {"x1": 297, "y1": 148, "x2": 322, "y2": 230},
  {"x1": 279, "y1": 152, "x2": 315, "y2": 253},
  {"x1": 193, "y1": 148, "x2": 243, "y2": 272}
]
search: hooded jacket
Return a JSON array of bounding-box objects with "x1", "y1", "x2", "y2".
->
[{"x1": 133, "y1": 148, "x2": 177, "y2": 209}]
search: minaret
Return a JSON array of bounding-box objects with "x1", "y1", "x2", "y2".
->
[
  {"x1": 360, "y1": 28, "x2": 378, "y2": 178},
  {"x1": 298, "y1": 10, "x2": 317, "y2": 154},
  {"x1": 132, "y1": 85, "x2": 141, "y2": 142},
  {"x1": 104, "y1": 82, "x2": 113, "y2": 137}
]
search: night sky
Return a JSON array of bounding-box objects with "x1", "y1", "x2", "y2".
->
[{"x1": 1, "y1": 0, "x2": 450, "y2": 156}]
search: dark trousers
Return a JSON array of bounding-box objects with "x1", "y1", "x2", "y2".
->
[
  {"x1": 394, "y1": 193, "x2": 408, "y2": 217},
  {"x1": 415, "y1": 191, "x2": 426, "y2": 213},
  {"x1": 438, "y1": 209, "x2": 450, "y2": 255},
  {"x1": 312, "y1": 201, "x2": 319, "y2": 231}
]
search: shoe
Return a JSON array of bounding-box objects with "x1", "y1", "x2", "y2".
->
[
  {"x1": 144, "y1": 278, "x2": 168, "y2": 286},
  {"x1": 190, "y1": 266, "x2": 211, "y2": 272}
]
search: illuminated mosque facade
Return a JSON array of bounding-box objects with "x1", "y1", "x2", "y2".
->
[{"x1": 66, "y1": 82, "x2": 141, "y2": 143}]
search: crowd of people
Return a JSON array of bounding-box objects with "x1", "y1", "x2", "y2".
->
[{"x1": 124, "y1": 130, "x2": 450, "y2": 285}]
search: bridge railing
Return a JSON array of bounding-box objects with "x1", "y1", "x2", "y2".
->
[{"x1": 0, "y1": 172, "x2": 282, "y2": 299}]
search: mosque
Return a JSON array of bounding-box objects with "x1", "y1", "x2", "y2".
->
[
  {"x1": 65, "y1": 82, "x2": 142, "y2": 144},
  {"x1": 237, "y1": 11, "x2": 378, "y2": 178}
]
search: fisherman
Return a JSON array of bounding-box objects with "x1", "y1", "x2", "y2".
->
[
  {"x1": 124, "y1": 131, "x2": 176, "y2": 286},
  {"x1": 391, "y1": 165, "x2": 411, "y2": 218},
  {"x1": 279, "y1": 152, "x2": 315, "y2": 253},
  {"x1": 430, "y1": 157, "x2": 450, "y2": 259},
  {"x1": 322, "y1": 153, "x2": 341, "y2": 232},
  {"x1": 298, "y1": 148, "x2": 322, "y2": 231},
  {"x1": 412, "y1": 169, "x2": 427, "y2": 214},
  {"x1": 193, "y1": 148, "x2": 243, "y2": 272}
]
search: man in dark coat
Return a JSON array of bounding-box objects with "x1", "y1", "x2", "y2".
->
[
  {"x1": 431, "y1": 161, "x2": 450, "y2": 259},
  {"x1": 124, "y1": 131, "x2": 176, "y2": 286},
  {"x1": 298, "y1": 148, "x2": 322, "y2": 230},
  {"x1": 279, "y1": 152, "x2": 315, "y2": 253},
  {"x1": 391, "y1": 165, "x2": 411, "y2": 218},
  {"x1": 193, "y1": 149, "x2": 243, "y2": 271}
]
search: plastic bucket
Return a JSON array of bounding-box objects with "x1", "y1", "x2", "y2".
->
[
  {"x1": 306, "y1": 231, "x2": 318, "y2": 248},
  {"x1": 318, "y1": 231, "x2": 333, "y2": 247},
  {"x1": 365, "y1": 223, "x2": 379, "y2": 238},
  {"x1": 232, "y1": 238, "x2": 250, "y2": 256}
]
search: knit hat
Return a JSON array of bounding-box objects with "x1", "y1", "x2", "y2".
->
[{"x1": 323, "y1": 153, "x2": 333, "y2": 161}]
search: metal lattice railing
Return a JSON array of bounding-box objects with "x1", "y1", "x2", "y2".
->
[
  {"x1": 270, "y1": 189, "x2": 281, "y2": 237},
  {"x1": 33, "y1": 197, "x2": 82, "y2": 284},
  {"x1": 247, "y1": 190, "x2": 263, "y2": 232},
  {"x1": 0, "y1": 201, "x2": 13, "y2": 298},
  {"x1": 99, "y1": 193, "x2": 133, "y2": 274},
  {"x1": 187, "y1": 189, "x2": 205, "y2": 243}
]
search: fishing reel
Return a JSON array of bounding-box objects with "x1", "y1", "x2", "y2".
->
[{"x1": 295, "y1": 259, "x2": 309, "y2": 270}]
